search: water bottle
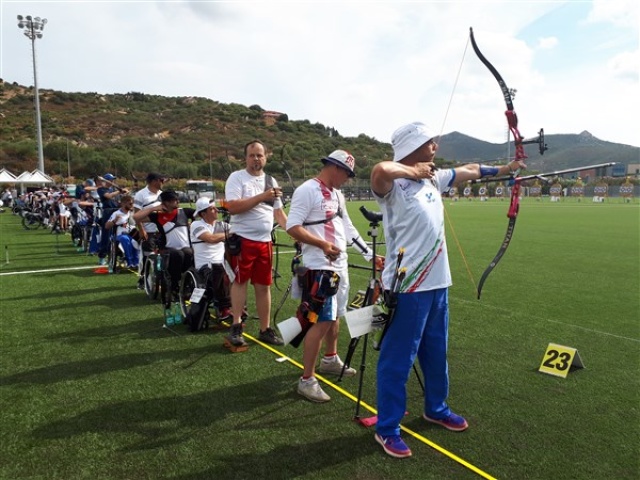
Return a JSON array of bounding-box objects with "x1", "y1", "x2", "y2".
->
[
  {"x1": 164, "y1": 307, "x2": 174, "y2": 326},
  {"x1": 172, "y1": 303, "x2": 183, "y2": 325}
]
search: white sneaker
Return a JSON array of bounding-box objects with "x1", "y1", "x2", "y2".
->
[
  {"x1": 317, "y1": 355, "x2": 357, "y2": 377},
  {"x1": 297, "y1": 377, "x2": 330, "y2": 403}
]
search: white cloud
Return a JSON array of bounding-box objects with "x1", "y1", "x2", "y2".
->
[
  {"x1": 536, "y1": 37, "x2": 559, "y2": 50},
  {"x1": 586, "y1": 0, "x2": 639, "y2": 29},
  {"x1": 608, "y1": 49, "x2": 640, "y2": 81}
]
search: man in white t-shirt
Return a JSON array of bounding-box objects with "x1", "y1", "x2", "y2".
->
[
  {"x1": 370, "y1": 121, "x2": 526, "y2": 459},
  {"x1": 133, "y1": 172, "x2": 165, "y2": 286},
  {"x1": 224, "y1": 140, "x2": 288, "y2": 347},
  {"x1": 186, "y1": 197, "x2": 232, "y2": 330},
  {"x1": 286, "y1": 150, "x2": 382, "y2": 403}
]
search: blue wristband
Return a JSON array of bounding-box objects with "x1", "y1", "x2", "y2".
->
[{"x1": 480, "y1": 165, "x2": 499, "y2": 178}]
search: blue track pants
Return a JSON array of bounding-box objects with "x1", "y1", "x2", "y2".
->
[{"x1": 376, "y1": 288, "x2": 451, "y2": 437}]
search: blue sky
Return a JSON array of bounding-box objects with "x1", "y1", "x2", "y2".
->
[{"x1": 1, "y1": 0, "x2": 638, "y2": 150}]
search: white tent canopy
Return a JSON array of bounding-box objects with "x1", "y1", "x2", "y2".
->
[
  {"x1": 9, "y1": 169, "x2": 54, "y2": 193},
  {"x1": 15, "y1": 171, "x2": 32, "y2": 183},
  {"x1": 13, "y1": 170, "x2": 54, "y2": 184},
  {"x1": 27, "y1": 169, "x2": 54, "y2": 184},
  {"x1": 0, "y1": 169, "x2": 17, "y2": 183}
]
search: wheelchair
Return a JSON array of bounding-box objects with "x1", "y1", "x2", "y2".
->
[
  {"x1": 142, "y1": 250, "x2": 169, "y2": 302},
  {"x1": 178, "y1": 266, "x2": 225, "y2": 331},
  {"x1": 143, "y1": 248, "x2": 190, "y2": 312},
  {"x1": 178, "y1": 264, "x2": 249, "y2": 332},
  {"x1": 21, "y1": 210, "x2": 45, "y2": 230},
  {"x1": 106, "y1": 228, "x2": 128, "y2": 274},
  {"x1": 69, "y1": 206, "x2": 91, "y2": 253},
  {"x1": 178, "y1": 267, "x2": 201, "y2": 319}
]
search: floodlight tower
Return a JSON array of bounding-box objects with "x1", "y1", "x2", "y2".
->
[{"x1": 17, "y1": 14, "x2": 48, "y2": 174}]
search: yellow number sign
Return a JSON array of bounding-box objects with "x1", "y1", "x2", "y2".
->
[{"x1": 538, "y1": 343, "x2": 585, "y2": 378}]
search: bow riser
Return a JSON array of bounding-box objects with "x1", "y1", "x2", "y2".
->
[{"x1": 508, "y1": 182, "x2": 521, "y2": 219}]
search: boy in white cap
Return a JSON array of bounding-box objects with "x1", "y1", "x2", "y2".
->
[
  {"x1": 370, "y1": 121, "x2": 526, "y2": 458},
  {"x1": 286, "y1": 150, "x2": 382, "y2": 402}
]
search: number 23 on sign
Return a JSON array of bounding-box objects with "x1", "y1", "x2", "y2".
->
[{"x1": 538, "y1": 343, "x2": 585, "y2": 378}]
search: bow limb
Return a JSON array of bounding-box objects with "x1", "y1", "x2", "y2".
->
[
  {"x1": 476, "y1": 180, "x2": 521, "y2": 299},
  {"x1": 279, "y1": 143, "x2": 296, "y2": 193},
  {"x1": 469, "y1": 27, "x2": 528, "y2": 165}
]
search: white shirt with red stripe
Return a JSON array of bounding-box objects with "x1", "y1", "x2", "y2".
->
[{"x1": 286, "y1": 178, "x2": 369, "y2": 272}]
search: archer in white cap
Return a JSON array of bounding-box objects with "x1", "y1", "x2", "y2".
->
[
  {"x1": 185, "y1": 197, "x2": 232, "y2": 331},
  {"x1": 370, "y1": 121, "x2": 526, "y2": 459}
]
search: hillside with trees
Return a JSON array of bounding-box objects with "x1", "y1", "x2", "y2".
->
[{"x1": 1, "y1": 80, "x2": 637, "y2": 187}]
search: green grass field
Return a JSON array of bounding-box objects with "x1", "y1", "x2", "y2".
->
[{"x1": 0, "y1": 198, "x2": 638, "y2": 480}]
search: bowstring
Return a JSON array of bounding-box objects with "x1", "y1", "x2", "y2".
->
[{"x1": 439, "y1": 33, "x2": 478, "y2": 291}]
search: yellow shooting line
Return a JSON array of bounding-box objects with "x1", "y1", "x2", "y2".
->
[{"x1": 243, "y1": 330, "x2": 497, "y2": 480}]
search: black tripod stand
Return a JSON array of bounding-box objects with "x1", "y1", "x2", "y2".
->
[
  {"x1": 339, "y1": 206, "x2": 383, "y2": 423},
  {"x1": 341, "y1": 206, "x2": 424, "y2": 425}
]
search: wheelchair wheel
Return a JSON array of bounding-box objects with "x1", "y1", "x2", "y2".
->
[
  {"x1": 71, "y1": 224, "x2": 83, "y2": 248},
  {"x1": 143, "y1": 255, "x2": 159, "y2": 300},
  {"x1": 107, "y1": 236, "x2": 119, "y2": 274},
  {"x1": 179, "y1": 268, "x2": 200, "y2": 319},
  {"x1": 81, "y1": 226, "x2": 91, "y2": 253},
  {"x1": 160, "y1": 263, "x2": 172, "y2": 310},
  {"x1": 22, "y1": 213, "x2": 41, "y2": 230}
]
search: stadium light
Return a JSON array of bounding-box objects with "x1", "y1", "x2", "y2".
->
[{"x1": 17, "y1": 14, "x2": 48, "y2": 174}]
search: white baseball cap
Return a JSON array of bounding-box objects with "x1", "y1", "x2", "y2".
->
[
  {"x1": 321, "y1": 150, "x2": 356, "y2": 177},
  {"x1": 195, "y1": 197, "x2": 215, "y2": 215},
  {"x1": 391, "y1": 122, "x2": 437, "y2": 162}
]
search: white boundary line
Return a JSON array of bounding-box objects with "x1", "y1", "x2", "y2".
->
[
  {"x1": 455, "y1": 295, "x2": 640, "y2": 343},
  {"x1": 0, "y1": 265, "x2": 97, "y2": 276}
]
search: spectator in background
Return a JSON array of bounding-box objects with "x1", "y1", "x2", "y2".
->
[
  {"x1": 1, "y1": 188, "x2": 13, "y2": 209},
  {"x1": 105, "y1": 194, "x2": 139, "y2": 269},
  {"x1": 97, "y1": 174, "x2": 128, "y2": 265},
  {"x1": 133, "y1": 172, "x2": 165, "y2": 286}
]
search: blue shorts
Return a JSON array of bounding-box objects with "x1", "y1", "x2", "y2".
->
[{"x1": 315, "y1": 268, "x2": 349, "y2": 321}]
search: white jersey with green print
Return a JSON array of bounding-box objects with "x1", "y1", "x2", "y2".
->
[{"x1": 373, "y1": 168, "x2": 455, "y2": 293}]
